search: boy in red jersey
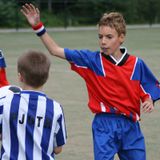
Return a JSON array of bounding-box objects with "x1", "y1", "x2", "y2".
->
[
  {"x1": 0, "y1": 50, "x2": 9, "y2": 87},
  {"x1": 21, "y1": 4, "x2": 160, "y2": 160},
  {"x1": 0, "y1": 50, "x2": 21, "y2": 94}
]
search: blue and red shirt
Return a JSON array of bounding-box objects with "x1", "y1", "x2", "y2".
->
[
  {"x1": 64, "y1": 47, "x2": 160, "y2": 122},
  {"x1": 0, "y1": 50, "x2": 9, "y2": 87}
]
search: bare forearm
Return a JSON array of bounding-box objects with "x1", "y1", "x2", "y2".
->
[{"x1": 40, "y1": 32, "x2": 65, "y2": 59}]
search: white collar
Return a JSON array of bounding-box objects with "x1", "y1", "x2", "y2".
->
[{"x1": 109, "y1": 47, "x2": 127, "y2": 65}]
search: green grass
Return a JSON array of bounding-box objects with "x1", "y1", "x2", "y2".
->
[{"x1": 0, "y1": 27, "x2": 160, "y2": 160}]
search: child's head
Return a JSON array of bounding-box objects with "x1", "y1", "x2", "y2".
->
[
  {"x1": 17, "y1": 50, "x2": 50, "y2": 88},
  {"x1": 98, "y1": 12, "x2": 126, "y2": 56},
  {"x1": 98, "y1": 12, "x2": 126, "y2": 36}
]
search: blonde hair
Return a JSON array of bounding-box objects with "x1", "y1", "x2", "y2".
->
[{"x1": 98, "y1": 12, "x2": 126, "y2": 36}]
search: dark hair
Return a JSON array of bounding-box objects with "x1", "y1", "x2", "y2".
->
[
  {"x1": 98, "y1": 12, "x2": 126, "y2": 36},
  {"x1": 17, "y1": 50, "x2": 50, "y2": 88}
]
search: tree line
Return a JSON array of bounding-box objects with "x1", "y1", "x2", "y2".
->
[{"x1": 0, "y1": 0, "x2": 160, "y2": 28}]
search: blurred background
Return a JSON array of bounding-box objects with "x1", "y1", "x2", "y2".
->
[
  {"x1": 0, "y1": 0, "x2": 160, "y2": 29},
  {"x1": 0, "y1": 1, "x2": 160, "y2": 160}
]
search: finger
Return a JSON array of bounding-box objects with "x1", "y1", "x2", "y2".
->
[
  {"x1": 142, "y1": 103, "x2": 149, "y2": 112},
  {"x1": 145, "y1": 107, "x2": 153, "y2": 113},
  {"x1": 141, "y1": 102, "x2": 148, "y2": 109},
  {"x1": 148, "y1": 105, "x2": 154, "y2": 113},
  {"x1": 30, "y1": 3, "x2": 37, "y2": 13},
  {"x1": 20, "y1": 9, "x2": 28, "y2": 17},
  {"x1": 24, "y1": 3, "x2": 33, "y2": 13},
  {"x1": 143, "y1": 105, "x2": 154, "y2": 113},
  {"x1": 36, "y1": 7, "x2": 40, "y2": 15},
  {"x1": 21, "y1": 5, "x2": 29, "y2": 15},
  {"x1": 148, "y1": 107, "x2": 154, "y2": 113}
]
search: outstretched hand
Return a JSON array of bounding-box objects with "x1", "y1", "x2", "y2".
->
[{"x1": 21, "y1": 3, "x2": 40, "y2": 26}]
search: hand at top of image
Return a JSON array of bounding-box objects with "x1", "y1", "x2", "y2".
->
[{"x1": 21, "y1": 3, "x2": 41, "y2": 26}]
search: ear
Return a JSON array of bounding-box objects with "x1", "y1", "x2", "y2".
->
[
  {"x1": 119, "y1": 34, "x2": 125, "y2": 44},
  {"x1": 18, "y1": 72, "x2": 24, "y2": 82}
]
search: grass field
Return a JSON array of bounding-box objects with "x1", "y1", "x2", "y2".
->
[{"x1": 0, "y1": 27, "x2": 160, "y2": 160}]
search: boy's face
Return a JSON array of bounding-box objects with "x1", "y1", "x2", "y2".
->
[{"x1": 98, "y1": 25, "x2": 125, "y2": 56}]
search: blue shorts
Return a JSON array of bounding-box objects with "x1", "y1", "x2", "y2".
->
[{"x1": 92, "y1": 113, "x2": 146, "y2": 160}]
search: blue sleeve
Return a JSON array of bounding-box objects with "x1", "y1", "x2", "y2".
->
[
  {"x1": 0, "y1": 50, "x2": 6, "y2": 67},
  {"x1": 0, "y1": 98, "x2": 4, "y2": 134},
  {"x1": 64, "y1": 48, "x2": 95, "y2": 67},
  {"x1": 64, "y1": 48, "x2": 104, "y2": 76},
  {"x1": 54, "y1": 107, "x2": 67, "y2": 147},
  {"x1": 132, "y1": 58, "x2": 160, "y2": 102}
]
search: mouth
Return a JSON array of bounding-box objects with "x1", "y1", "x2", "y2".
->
[{"x1": 101, "y1": 47, "x2": 109, "y2": 53}]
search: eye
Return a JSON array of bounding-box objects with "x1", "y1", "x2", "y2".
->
[
  {"x1": 98, "y1": 35, "x2": 103, "y2": 39},
  {"x1": 106, "y1": 35, "x2": 113, "y2": 39}
]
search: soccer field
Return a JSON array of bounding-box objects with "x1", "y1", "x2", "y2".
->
[{"x1": 0, "y1": 27, "x2": 160, "y2": 160}]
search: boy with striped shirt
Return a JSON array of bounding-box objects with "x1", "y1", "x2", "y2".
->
[{"x1": 0, "y1": 50, "x2": 67, "y2": 160}]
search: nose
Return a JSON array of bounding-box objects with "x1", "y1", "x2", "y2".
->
[{"x1": 101, "y1": 37, "x2": 106, "y2": 45}]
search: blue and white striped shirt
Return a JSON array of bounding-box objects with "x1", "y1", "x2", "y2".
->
[{"x1": 0, "y1": 89, "x2": 67, "y2": 160}]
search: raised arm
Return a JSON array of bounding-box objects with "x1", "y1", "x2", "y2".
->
[{"x1": 21, "y1": 3, "x2": 65, "y2": 59}]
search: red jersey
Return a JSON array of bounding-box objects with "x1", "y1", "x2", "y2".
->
[
  {"x1": 64, "y1": 47, "x2": 160, "y2": 121},
  {"x1": 0, "y1": 50, "x2": 9, "y2": 87}
]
